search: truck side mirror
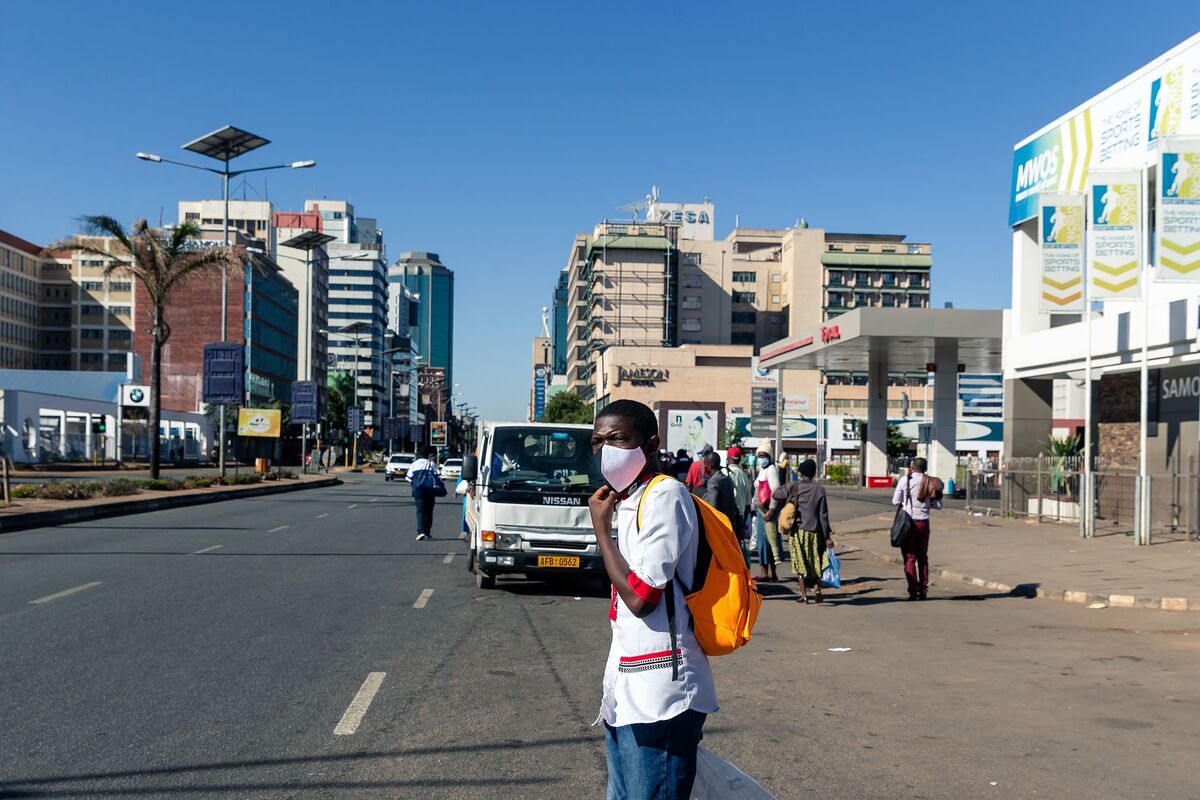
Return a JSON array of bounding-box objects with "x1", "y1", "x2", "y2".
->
[{"x1": 461, "y1": 455, "x2": 479, "y2": 482}]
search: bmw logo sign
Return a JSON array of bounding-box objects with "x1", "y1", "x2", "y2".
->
[{"x1": 129, "y1": 388, "x2": 145, "y2": 403}]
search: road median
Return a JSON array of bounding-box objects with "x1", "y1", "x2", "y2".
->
[{"x1": 0, "y1": 475, "x2": 341, "y2": 535}]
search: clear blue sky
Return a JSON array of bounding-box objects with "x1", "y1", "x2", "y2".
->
[{"x1": 2, "y1": 2, "x2": 1198, "y2": 420}]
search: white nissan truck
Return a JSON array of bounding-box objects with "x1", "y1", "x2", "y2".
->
[{"x1": 462, "y1": 421, "x2": 603, "y2": 589}]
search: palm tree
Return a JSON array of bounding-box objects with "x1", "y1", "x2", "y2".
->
[{"x1": 47, "y1": 217, "x2": 241, "y2": 479}]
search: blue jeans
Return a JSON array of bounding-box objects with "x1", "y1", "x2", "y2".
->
[
  {"x1": 414, "y1": 493, "x2": 435, "y2": 536},
  {"x1": 604, "y1": 709, "x2": 706, "y2": 800}
]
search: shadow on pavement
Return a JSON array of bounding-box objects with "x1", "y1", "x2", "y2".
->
[
  {"x1": 0, "y1": 736, "x2": 592, "y2": 797},
  {"x1": 490, "y1": 576, "x2": 610, "y2": 599}
]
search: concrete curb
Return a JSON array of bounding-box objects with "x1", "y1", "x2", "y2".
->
[
  {"x1": 848, "y1": 536, "x2": 1195, "y2": 613},
  {"x1": 0, "y1": 477, "x2": 342, "y2": 535}
]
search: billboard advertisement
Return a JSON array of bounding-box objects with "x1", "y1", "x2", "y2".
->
[
  {"x1": 430, "y1": 421, "x2": 448, "y2": 447},
  {"x1": 749, "y1": 357, "x2": 779, "y2": 386},
  {"x1": 1156, "y1": 137, "x2": 1200, "y2": 282},
  {"x1": 533, "y1": 365, "x2": 548, "y2": 419},
  {"x1": 666, "y1": 409, "x2": 717, "y2": 456},
  {"x1": 1010, "y1": 34, "x2": 1200, "y2": 225},
  {"x1": 1087, "y1": 170, "x2": 1142, "y2": 299},
  {"x1": 1038, "y1": 193, "x2": 1086, "y2": 311},
  {"x1": 237, "y1": 408, "x2": 281, "y2": 438}
]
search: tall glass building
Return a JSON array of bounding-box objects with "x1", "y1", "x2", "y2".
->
[
  {"x1": 552, "y1": 268, "x2": 568, "y2": 376},
  {"x1": 390, "y1": 252, "x2": 454, "y2": 390}
]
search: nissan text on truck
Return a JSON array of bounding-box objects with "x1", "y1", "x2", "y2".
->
[{"x1": 461, "y1": 421, "x2": 603, "y2": 589}]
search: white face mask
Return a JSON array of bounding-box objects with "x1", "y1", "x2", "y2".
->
[{"x1": 600, "y1": 444, "x2": 647, "y2": 493}]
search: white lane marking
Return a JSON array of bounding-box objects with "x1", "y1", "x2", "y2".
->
[
  {"x1": 268, "y1": 525, "x2": 290, "y2": 533},
  {"x1": 191, "y1": 545, "x2": 223, "y2": 555},
  {"x1": 333, "y1": 672, "x2": 386, "y2": 736},
  {"x1": 443, "y1": 552, "x2": 454, "y2": 565},
  {"x1": 29, "y1": 581, "x2": 103, "y2": 605},
  {"x1": 413, "y1": 588, "x2": 434, "y2": 609},
  {"x1": 348, "y1": 504, "x2": 359, "y2": 509},
  {"x1": 316, "y1": 513, "x2": 330, "y2": 519}
]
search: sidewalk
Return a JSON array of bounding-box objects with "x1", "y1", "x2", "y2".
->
[{"x1": 835, "y1": 508, "x2": 1200, "y2": 612}]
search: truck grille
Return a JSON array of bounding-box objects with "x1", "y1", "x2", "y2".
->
[{"x1": 527, "y1": 540, "x2": 588, "y2": 551}]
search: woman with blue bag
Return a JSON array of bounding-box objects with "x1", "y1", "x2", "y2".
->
[
  {"x1": 409, "y1": 447, "x2": 447, "y2": 541},
  {"x1": 774, "y1": 458, "x2": 835, "y2": 604}
]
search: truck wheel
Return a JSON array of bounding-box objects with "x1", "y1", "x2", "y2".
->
[{"x1": 476, "y1": 567, "x2": 495, "y2": 590}]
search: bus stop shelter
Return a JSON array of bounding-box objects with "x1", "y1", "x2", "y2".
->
[{"x1": 758, "y1": 308, "x2": 1003, "y2": 485}]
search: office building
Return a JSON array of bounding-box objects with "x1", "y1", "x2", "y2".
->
[
  {"x1": 178, "y1": 199, "x2": 275, "y2": 251},
  {"x1": 392, "y1": 251, "x2": 455, "y2": 390},
  {"x1": 0, "y1": 230, "x2": 45, "y2": 370},
  {"x1": 551, "y1": 268, "x2": 569, "y2": 376},
  {"x1": 301, "y1": 200, "x2": 390, "y2": 427},
  {"x1": 38, "y1": 236, "x2": 136, "y2": 372},
  {"x1": 386, "y1": 282, "x2": 421, "y2": 445}
]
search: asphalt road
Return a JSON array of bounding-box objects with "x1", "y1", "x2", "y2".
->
[{"x1": 0, "y1": 475, "x2": 1195, "y2": 799}]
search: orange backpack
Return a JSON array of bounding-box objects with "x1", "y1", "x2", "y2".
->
[{"x1": 637, "y1": 475, "x2": 762, "y2": 673}]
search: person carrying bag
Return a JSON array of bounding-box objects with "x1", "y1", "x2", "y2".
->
[
  {"x1": 891, "y1": 457, "x2": 942, "y2": 600},
  {"x1": 409, "y1": 447, "x2": 446, "y2": 541}
]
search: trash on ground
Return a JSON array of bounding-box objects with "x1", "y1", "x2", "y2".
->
[
  {"x1": 691, "y1": 747, "x2": 776, "y2": 799},
  {"x1": 828, "y1": 647, "x2": 852, "y2": 653},
  {"x1": 1088, "y1": 602, "x2": 1108, "y2": 609}
]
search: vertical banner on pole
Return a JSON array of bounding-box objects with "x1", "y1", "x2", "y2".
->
[
  {"x1": 1087, "y1": 170, "x2": 1143, "y2": 299},
  {"x1": 1155, "y1": 136, "x2": 1200, "y2": 282},
  {"x1": 1038, "y1": 193, "x2": 1086, "y2": 311}
]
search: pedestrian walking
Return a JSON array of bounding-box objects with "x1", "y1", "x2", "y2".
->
[
  {"x1": 754, "y1": 441, "x2": 782, "y2": 582},
  {"x1": 588, "y1": 399, "x2": 717, "y2": 800},
  {"x1": 685, "y1": 445, "x2": 712, "y2": 491},
  {"x1": 891, "y1": 456, "x2": 943, "y2": 600},
  {"x1": 724, "y1": 446, "x2": 754, "y2": 567},
  {"x1": 776, "y1": 459, "x2": 833, "y2": 604},
  {"x1": 409, "y1": 447, "x2": 444, "y2": 541},
  {"x1": 673, "y1": 448, "x2": 693, "y2": 483}
]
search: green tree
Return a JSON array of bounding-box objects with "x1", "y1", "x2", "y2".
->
[
  {"x1": 719, "y1": 419, "x2": 743, "y2": 449},
  {"x1": 857, "y1": 422, "x2": 913, "y2": 460},
  {"x1": 541, "y1": 392, "x2": 594, "y2": 424},
  {"x1": 325, "y1": 371, "x2": 355, "y2": 441},
  {"x1": 48, "y1": 217, "x2": 239, "y2": 479}
]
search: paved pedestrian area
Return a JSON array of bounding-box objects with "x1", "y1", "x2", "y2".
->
[{"x1": 831, "y1": 499, "x2": 1200, "y2": 611}]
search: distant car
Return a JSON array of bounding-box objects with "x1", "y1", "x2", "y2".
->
[
  {"x1": 440, "y1": 457, "x2": 463, "y2": 481},
  {"x1": 385, "y1": 453, "x2": 416, "y2": 481}
]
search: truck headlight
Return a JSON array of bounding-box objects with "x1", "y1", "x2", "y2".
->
[{"x1": 494, "y1": 532, "x2": 522, "y2": 551}]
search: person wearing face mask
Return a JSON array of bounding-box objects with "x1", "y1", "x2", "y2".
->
[
  {"x1": 588, "y1": 400, "x2": 717, "y2": 800},
  {"x1": 753, "y1": 440, "x2": 783, "y2": 583}
]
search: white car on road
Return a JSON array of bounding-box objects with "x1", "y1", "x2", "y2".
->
[
  {"x1": 440, "y1": 458, "x2": 463, "y2": 481},
  {"x1": 385, "y1": 453, "x2": 416, "y2": 481}
]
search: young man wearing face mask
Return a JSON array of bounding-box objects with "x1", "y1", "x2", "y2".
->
[{"x1": 588, "y1": 399, "x2": 717, "y2": 800}]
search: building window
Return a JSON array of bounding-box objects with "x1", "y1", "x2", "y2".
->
[
  {"x1": 682, "y1": 273, "x2": 702, "y2": 289},
  {"x1": 681, "y1": 295, "x2": 701, "y2": 310},
  {"x1": 81, "y1": 281, "x2": 103, "y2": 291},
  {"x1": 110, "y1": 282, "x2": 131, "y2": 293},
  {"x1": 731, "y1": 311, "x2": 756, "y2": 324},
  {"x1": 80, "y1": 353, "x2": 103, "y2": 364},
  {"x1": 109, "y1": 329, "x2": 132, "y2": 341},
  {"x1": 732, "y1": 291, "x2": 756, "y2": 304},
  {"x1": 185, "y1": 212, "x2": 199, "y2": 220},
  {"x1": 681, "y1": 318, "x2": 702, "y2": 332},
  {"x1": 731, "y1": 271, "x2": 756, "y2": 283},
  {"x1": 80, "y1": 304, "x2": 103, "y2": 315},
  {"x1": 771, "y1": 294, "x2": 781, "y2": 303},
  {"x1": 682, "y1": 252, "x2": 702, "y2": 267},
  {"x1": 109, "y1": 305, "x2": 131, "y2": 316},
  {"x1": 771, "y1": 273, "x2": 781, "y2": 283},
  {"x1": 731, "y1": 331, "x2": 756, "y2": 345},
  {"x1": 81, "y1": 329, "x2": 104, "y2": 339},
  {"x1": 882, "y1": 272, "x2": 896, "y2": 287}
]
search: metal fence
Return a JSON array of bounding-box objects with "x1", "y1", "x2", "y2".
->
[{"x1": 958, "y1": 456, "x2": 1199, "y2": 542}]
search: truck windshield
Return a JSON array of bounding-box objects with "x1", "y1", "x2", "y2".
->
[{"x1": 487, "y1": 427, "x2": 601, "y2": 491}]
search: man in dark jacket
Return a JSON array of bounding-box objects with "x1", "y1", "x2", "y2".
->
[{"x1": 701, "y1": 452, "x2": 740, "y2": 529}]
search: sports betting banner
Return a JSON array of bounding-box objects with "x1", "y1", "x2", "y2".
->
[
  {"x1": 1087, "y1": 170, "x2": 1142, "y2": 300},
  {"x1": 1156, "y1": 137, "x2": 1200, "y2": 282},
  {"x1": 1038, "y1": 192, "x2": 1086, "y2": 312}
]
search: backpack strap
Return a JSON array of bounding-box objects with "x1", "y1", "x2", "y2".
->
[{"x1": 635, "y1": 473, "x2": 687, "y2": 682}]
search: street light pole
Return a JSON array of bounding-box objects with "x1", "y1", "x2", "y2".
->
[{"x1": 136, "y1": 128, "x2": 314, "y2": 479}]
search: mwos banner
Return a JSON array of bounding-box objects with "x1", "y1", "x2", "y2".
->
[
  {"x1": 237, "y1": 408, "x2": 282, "y2": 438},
  {"x1": 1087, "y1": 170, "x2": 1142, "y2": 300},
  {"x1": 1156, "y1": 137, "x2": 1200, "y2": 282},
  {"x1": 1038, "y1": 192, "x2": 1085, "y2": 312}
]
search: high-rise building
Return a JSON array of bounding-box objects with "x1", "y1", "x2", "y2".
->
[
  {"x1": 391, "y1": 252, "x2": 454, "y2": 390},
  {"x1": 178, "y1": 199, "x2": 274, "y2": 250},
  {"x1": 0, "y1": 230, "x2": 46, "y2": 370},
  {"x1": 386, "y1": 282, "x2": 421, "y2": 446},
  {"x1": 302, "y1": 200, "x2": 390, "y2": 427},
  {"x1": 551, "y1": 268, "x2": 568, "y2": 377}
]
